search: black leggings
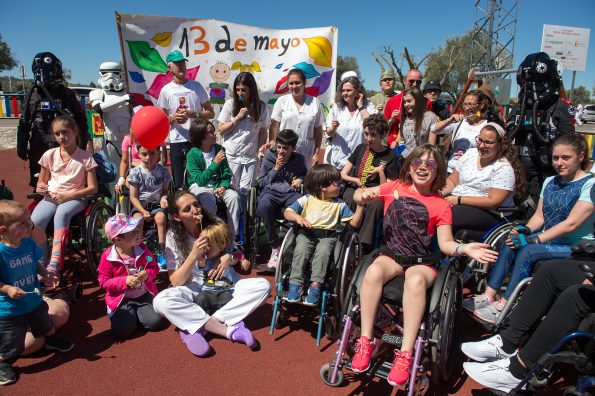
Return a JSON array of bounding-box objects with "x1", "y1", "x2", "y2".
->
[
  {"x1": 499, "y1": 259, "x2": 595, "y2": 367},
  {"x1": 451, "y1": 204, "x2": 502, "y2": 238}
]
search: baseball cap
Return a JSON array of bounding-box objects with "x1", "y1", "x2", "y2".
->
[
  {"x1": 423, "y1": 80, "x2": 442, "y2": 92},
  {"x1": 341, "y1": 71, "x2": 358, "y2": 81},
  {"x1": 165, "y1": 50, "x2": 188, "y2": 63},
  {"x1": 380, "y1": 70, "x2": 395, "y2": 81},
  {"x1": 105, "y1": 214, "x2": 143, "y2": 240}
]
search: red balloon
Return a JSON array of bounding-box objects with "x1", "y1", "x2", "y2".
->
[{"x1": 131, "y1": 106, "x2": 169, "y2": 150}]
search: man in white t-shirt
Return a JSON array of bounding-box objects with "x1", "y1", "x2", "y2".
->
[{"x1": 158, "y1": 50, "x2": 215, "y2": 189}]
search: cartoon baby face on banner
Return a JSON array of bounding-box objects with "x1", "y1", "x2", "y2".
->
[{"x1": 118, "y1": 14, "x2": 337, "y2": 113}]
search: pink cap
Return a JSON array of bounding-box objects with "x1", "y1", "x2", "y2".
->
[{"x1": 104, "y1": 214, "x2": 143, "y2": 240}]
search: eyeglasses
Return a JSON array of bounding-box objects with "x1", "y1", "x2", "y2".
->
[
  {"x1": 462, "y1": 102, "x2": 480, "y2": 108},
  {"x1": 410, "y1": 158, "x2": 438, "y2": 170},
  {"x1": 475, "y1": 136, "x2": 498, "y2": 147},
  {"x1": 408, "y1": 79, "x2": 422, "y2": 86},
  {"x1": 329, "y1": 180, "x2": 344, "y2": 187}
]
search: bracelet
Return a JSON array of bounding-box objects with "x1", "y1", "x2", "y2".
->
[
  {"x1": 358, "y1": 106, "x2": 365, "y2": 111},
  {"x1": 450, "y1": 242, "x2": 462, "y2": 256},
  {"x1": 456, "y1": 243, "x2": 465, "y2": 256},
  {"x1": 457, "y1": 196, "x2": 462, "y2": 205}
]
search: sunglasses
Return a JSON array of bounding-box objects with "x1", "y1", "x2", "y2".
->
[
  {"x1": 408, "y1": 79, "x2": 422, "y2": 86},
  {"x1": 410, "y1": 158, "x2": 438, "y2": 170}
]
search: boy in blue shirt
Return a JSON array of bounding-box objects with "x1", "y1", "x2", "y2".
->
[{"x1": 0, "y1": 200, "x2": 73, "y2": 385}]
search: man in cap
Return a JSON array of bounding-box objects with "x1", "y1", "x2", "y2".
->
[
  {"x1": 157, "y1": 50, "x2": 215, "y2": 189},
  {"x1": 423, "y1": 80, "x2": 450, "y2": 121},
  {"x1": 383, "y1": 69, "x2": 432, "y2": 148},
  {"x1": 370, "y1": 70, "x2": 397, "y2": 113}
]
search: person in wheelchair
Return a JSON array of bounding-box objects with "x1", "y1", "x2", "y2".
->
[
  {"x1": 257, "y1": 128, "x2": 308, "y2": 268},
  {"x1": 127, "y1": 144, "x2": 172, "y2": 255},
  {"x1": 440, "y1": 122, "x2": 526, "y2": 236},
  {"x1": 283, "y1": 164, "x2": 363, "y2": 305},
  {"x1": 462, "y1": 258, "x2": 595, "y2": 393},
  {"x1": 340, "y1": 114, "x2": 400, "y2": 252},
  {"x1": 31, "y1": 115, "x2": 98, "y2": 277},
  {"x1": 114, "y1": 129, "x2": 167, "y2": 195},
  {"x1": 351, "y1": 144, "x2": 497, "y2": 386},
  {"x1": 186, "y1": 119, "x2": 242, "y2": 244},
  {"x1": 464, "y1": 134, "x2": 595, "y2": 323}
]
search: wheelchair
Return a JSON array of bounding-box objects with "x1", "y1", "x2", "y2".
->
[
  {"x1": 28, "y1": 193, "x2": 114, "y2": 301},
  {"x1": 320, "y1": 251, "x2": 463, "y2": 395},
  {"x1": 269, "y1": 224, "x2": 361, "y2": 346}
]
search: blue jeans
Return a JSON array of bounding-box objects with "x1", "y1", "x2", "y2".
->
[{"x1": 487, "y1": 241, "x2": 572, "y2": 299}]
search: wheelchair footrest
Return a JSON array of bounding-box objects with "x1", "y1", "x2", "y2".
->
[
  {"x1": 345, "y1": 360, "x2": 395, "y2": 382},
  {"x1": 380, "y1": 333, "x2": 403, "y2": 348}
]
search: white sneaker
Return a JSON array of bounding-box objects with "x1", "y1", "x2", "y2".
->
[
  {"x1": 463, "y1": 358, "x2": 524, "y2": 393},
  {"x1": 474, "y1": 300, "x2": 505, "y2": 324},
  {"x1": 461, "y1": 334, "x2": 517, "y2": 362},
  {"x1": 463, "y1": 294, "x2": 493, "y2": 313},
  {"x1": 267, "y1": 247, "x2": 281, "y2": 269}
]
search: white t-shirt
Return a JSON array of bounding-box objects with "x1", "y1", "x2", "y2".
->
[
  {"x1": 431, "y1": 119, "x2": 487, "y2": 172},
  {"x1": 271, "y1": 94, "x2": 324, "y2": 164},
  {"x1": 324, "y1": 102, "x2": 378, "y2": 169},
  {"x1": 202, "y1": 147, "x2": 216, "y2": 188},
  {"x1": 452, "y1": 148, "x2": 515, "y2": 208},
  {"x1": 157, "y1": 80, "x2": 210, "y2": 143},
  {"x1": 218, "y1": 99, "x2": 270, "y2": 162}
]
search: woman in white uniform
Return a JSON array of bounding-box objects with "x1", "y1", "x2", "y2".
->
[
  {"x1": 325, "y1": 76, "x2": 377, "y2": 169},
  {"x1": 269, "y1": 69, "x2": 324, "y2": 169}
]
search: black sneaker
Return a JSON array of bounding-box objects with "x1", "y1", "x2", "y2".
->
[
  {"x1": 44, "y1": 334, "x2": 74, "y2": 352},
  {"x1": 0, "y1": 362, "x2": 16, "y2": 386}
]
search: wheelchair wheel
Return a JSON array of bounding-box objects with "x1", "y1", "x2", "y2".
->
[
  {"x1": 320, "y1": 363, "x2": 344, "y2": 387},
  {"x1": 68, "y1": 282, "x2": 84, "y2": 303},
  {"x1": 85, "y1": 201, "x2": 115, "y2": 276},
  {"x1": 430, "y1": 269, "x2": 463, "y2": 385},
  {"x1": 331, "y1": 230, "x2": 361, "y2": 330},
  {"x1": 248, "y1": 186, "x2": 260, "y2": 265}
]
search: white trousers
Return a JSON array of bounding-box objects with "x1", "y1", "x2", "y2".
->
[
  {"x1": 189, "y1": 184, "x2": 241, "y2": 238},
  {"x1": 153, "y1": 277, "x2": 270, "y2": 335}
]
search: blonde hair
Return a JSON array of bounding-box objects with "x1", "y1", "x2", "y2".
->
[
  {"x1": 199, "y1": 223, "x2": 232, "y2": 251},
  {"x1": 0, "y1": 200, "x2": 27, "y2": 227}
]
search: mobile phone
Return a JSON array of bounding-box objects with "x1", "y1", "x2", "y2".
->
[{"x1": 579, "y1": 263, "x2": 594, "y2": 282}]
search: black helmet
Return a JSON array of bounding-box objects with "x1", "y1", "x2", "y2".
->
[
  {"x1": 32, "y1": 52, "x2": 64, "y2": 85},
  {"x1": 516, "y1": 52, "x2": 561, "y2": 108}
]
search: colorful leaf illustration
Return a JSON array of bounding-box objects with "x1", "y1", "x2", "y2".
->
[
  {"x1": 231, "y1": 61, "x2": 242, "y2": 71},
  {"x1": 274, "y1": 76, "x2": 288, "y2": 95},
  {"x1": 292, "y1": 62, "x2": 320, "y2": 79},
  {"x1": 130, "y1": 93, "x2": 154, "y2": 107},
  {"x1": 275, "y1": 63, "x2": 283, "y2": 69},
  {"x1": 129, "y1": 71, "x2": 146, "y2": 83},
  {"x1": 251, "y1": 62, "x2": 261, "y2": 72},
  {"x1": 268, "y1": 98, "x2": 278, "y2": 105},
  {"x1": 310, "y1": 70, "x2": 334, "y2": 96},
  {"x1": 303, "y1": 36, "x2": 333, "y2": 68},
  {"x1": 146, "y1": 65, "x2": 200, "y2": 99},
  {"x1": 151, "y1": 32, "x2": 173, "y2": 47},
  {"x1": 127, "y1": 41, "x2": 168, "y2": 73},
  {"x1": 304, "y1": 86, "x2": 320, "y2": 97}
]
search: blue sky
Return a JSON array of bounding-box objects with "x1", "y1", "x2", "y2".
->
[{"x1": 1, "y1": 0, "x2": 594, "y2": 97}]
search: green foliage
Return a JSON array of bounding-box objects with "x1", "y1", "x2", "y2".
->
[
  {"x1": 337, "y1": 55, "x2": 361, "y2": 82},
  {"x1": 0, "y1": 76, "x2": 33, "y2": 93},
  {"x1": 571, "y1": 86, "x2": 591, "y2": 105},
  {"x1": 0, "y1": 35, "x2": 17, "y2": 73}
]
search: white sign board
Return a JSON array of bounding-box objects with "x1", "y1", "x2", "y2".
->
[
  {"x1": 541, "y1": 24, "x2": 590, "y2": 72},
  {"x1": 117, "y1": 13, "x2": 338, "y2": 113}
]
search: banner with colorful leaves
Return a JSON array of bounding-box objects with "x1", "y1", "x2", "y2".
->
[{"x1": 116, "y1": 13, "x2": 338, "y2": 115}]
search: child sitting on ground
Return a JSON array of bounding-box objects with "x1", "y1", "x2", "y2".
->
[
  {"x1": 127, "y1": 144, "x2": 171, "y2": 257},
  {"x1": 193, "y1": 223, "x2": 240, "y2": 316},
  {"x1": 97, "y1": 214, "x2": 168, "y2": 339},
  {"x1": 284, "y1": 164, "x2": 364, "y2": 305},
  {"x1": 0, "y1": 200, "x2": 73, "y2": 386}
]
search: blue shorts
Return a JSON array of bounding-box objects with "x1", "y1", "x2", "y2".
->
[
  {"x1": 0, "y1": 301, "x2": 52, "y2": 358},
  {"x1": 131, "y1": 201, "x2": 166, "y2": 218}
]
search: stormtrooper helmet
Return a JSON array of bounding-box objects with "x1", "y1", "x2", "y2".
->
[
  {"x1": 98, "y1": 61, "x2": 125, "y2": 91},
  {"x1": 32, "y1": 52, "x2": 64, "y2": 85}
]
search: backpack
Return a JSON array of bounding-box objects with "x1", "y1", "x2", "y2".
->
[{"x1": 92, "y1": 151, "x2": 117, "y2": 184}]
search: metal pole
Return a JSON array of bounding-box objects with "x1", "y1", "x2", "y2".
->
[
  {"x1": 20, "y1": 65, "x2": 26, "y2": 92},
  {"x1": 7, "y1": 75, "x2": 12, "y2": 92},
  {"x1": 475, "y1": 68, "x2": 517, "y2": 77},
  {"x1": 569, "y1": 71, "x2": 576, "y2": 102}
]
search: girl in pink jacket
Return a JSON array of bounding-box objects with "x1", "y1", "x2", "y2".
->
[{"x1": 98, "y1": 214, "x2": 168, "y2": 338}]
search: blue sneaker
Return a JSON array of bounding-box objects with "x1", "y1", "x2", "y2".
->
[
  {"x1": 285, "y1": 283, "x2": 302, "y2": 303},
  {"x1": 304, "y1": 284, "x2": 321, "y2": 306}
]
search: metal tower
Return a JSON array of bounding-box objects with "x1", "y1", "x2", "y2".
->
[{"x1": 470, "y1": 0, "x2": 520, "y2": 73}]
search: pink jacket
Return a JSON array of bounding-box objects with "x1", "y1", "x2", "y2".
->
[{"x1": 98, "y1": 244, "x2": 159, "y2": 313}]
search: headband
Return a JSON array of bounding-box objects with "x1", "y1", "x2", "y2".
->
[{"x1": 485, "y1": 122, "x2": 506, "y2": 138}]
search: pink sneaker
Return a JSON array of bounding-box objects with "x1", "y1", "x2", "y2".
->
[
  {"x1": 267, "y1": 247, "x2": 281, "y2": 269},
  {"x1": 179, "y1": 329, "x2": 210, "y2": 357},
  {"x1": 351, "y1": 336, "x2": 377, "y2": 373},
  {"x1": 228, "y1": 321, "x2": 257, "y2": 349},
  {"x1": 387, "y1": 350, "x2": 412, "y2": 386}
]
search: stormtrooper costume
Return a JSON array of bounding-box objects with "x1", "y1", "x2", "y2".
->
[{"x1": 89, "y1": 62, "x2": 131, "y2": 178}]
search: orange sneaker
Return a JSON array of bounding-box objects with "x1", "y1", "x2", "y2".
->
[
  {"x1": 387, "y1": 350, "x2": 412, "y2": 386},
  {"x1": 351, "y1": 336, "x2": 376, "y2": 373}
]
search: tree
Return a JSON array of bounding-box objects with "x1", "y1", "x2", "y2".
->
[
  {"x1": 0, "y1": 35, "x2": 17, "y2": 72},
  {"x1": 337, "y1": 55, "x2": 361, "y2": 81},
  {"x1": 63, "y1": 67, "x2": 72, "y2": 82},
  {"x1": 571, "y1": 85, "x2": 591, "y2": 105},
  {"x1": 89, "y1": 82, "x2": 96, "y2": 88},
  {"x1": 371, "y1": 46, "x2": 428, "y2": 88}
]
